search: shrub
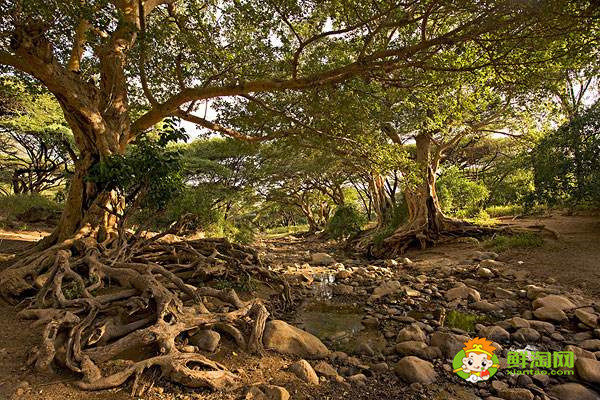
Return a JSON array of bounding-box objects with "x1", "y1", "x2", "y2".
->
[
  {"x1": 486, "y1": 204, "x2": 524, "y2": 217},
  {"x1": 437, "y1": 166, "x2": 489, "y2": 217},
  {"x1": 484, "y1": 232, "x2": 543, "y2": 252},
  {"x1": 326, "y1": 205, "x2": 366, "y2": 240},
  {"x1": 0, "y1": 193, "x2": 61, "y2": 218}
]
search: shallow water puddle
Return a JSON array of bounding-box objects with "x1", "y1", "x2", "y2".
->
[{"x1": 295, "y1": 300, "x2": 386, "y2": 353}]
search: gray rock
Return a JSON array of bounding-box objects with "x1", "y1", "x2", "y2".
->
[
  {"x1": 290, "y1": 360, "x2": 319, "y2": 385},
  {"x1": 263, "y1": 320, "x2": 329, "y2": 359},
  {"x1": 393, "y1": 356, "x2": 437, "y2": 384}
]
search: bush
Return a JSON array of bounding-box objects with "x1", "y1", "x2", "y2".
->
[
  {"x1": 532, "y1": 101, "x2": 600, "y2": 207},
  {"x1": 486, "y1": 204, "x2": 524, "y2": 217},
  {"x1": 0, "y1": 193, "x2": 61, "y2": 218},
  {"x1": 437, "y1": 166, "x2": 489, "y2": 217},
  {"x1": 484, "y1": 233, "x2": 543, "y2": 252},
  {"x1": 326, "y1": 205, "x2": 366, "y2": 240}
]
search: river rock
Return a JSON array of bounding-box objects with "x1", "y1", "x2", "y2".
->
[
  {"x1": 393, "y1": 356, "x2": 437, "y2": 384},
  {"x1": 396, "y1": 323, "x2": 427, "y2": 342},
  {"x1": 314, "y1": 361, "x2": 338, "y2": 378},
  {"x1": 263, "y1": 320, "x2": 329, "y2": 359},
  {"x1": 533, "y1": 306, "x2": 567, "y2": 322},
  {"x1": 290, "y1": 360, "x2": 319, "y2": 385},
  {"x1": 246, "y1": 385, "x2": 290, "y2": 400},
  {"x1": 336, "y1": 270, "x2": 351, "y2": 280},
  {"x1": 549, "y1": 383, "x2": 600, "y2": 400},
  {"x1": 478, "y1": 267, "x2": 494, "y2": 278},
  {"x1": 576, "y1": 358, "x2": 600, "y2": 384},
  {"x1": 445, "y1": 285, "x2": 481, "y2": 302},
  {"x1": 528, "y1": 320, "x2": 555, "y2": 334},
  {"x1": 511, "y1": 328, "x2": 541, "y2": 343},
  {"x1": 394, "y1": 341, "x2": 441, "y2": 360},
  {"x1": 472, "y1": 300, "x2": 501, "y2": 312},
  {"x1": 478, "y1": 325, "x2": 510, "y2": 343},
  {"x1": 431, "y1": 331, "x2": 469, "y2": 359},
  {"x1": 497, "y1": 388, "x2": 534, "y2": 400},
  {"x1": 369, "y1": 280, "x2": 402, "y2": 301},
  {"x1": 532, "y1": 295, "x2": 576, "y2": 311},
  {"x1": 480, "y1": 259, "x2": 504, "y2": 269},
  {"x1": 505, "y1": 317, "x2": 530, "y2": 329},
  {"x1": 495, "y1": 287, "x2": 518, "y2": 299},
  {"x1": 580, "y1": 339, "x2": 600, "y2": 351},
  {"x1": 189, "y1": 330, "x2": 220, "y2": 352},
  {"x1": 566, "y1": 345, "x2": 597, "y2": 360},
  {"x1": 311, "y1": 253, "x2": 335, "y2": 265},
  {"x1": 576, "y1": 309, "x2": 599, "y2": 328},
  {"x1": 333, "y1": 284, "x2": 354, "y2": 295}
]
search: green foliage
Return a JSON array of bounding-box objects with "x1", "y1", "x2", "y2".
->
[
  {"x1": 486, "y1": 204, "x2": 524, "y2": 217},
  {"x1": 86, "y1": 118, "x2": 187, "y2": 216},
  {"x1": 532, "y1": 102, "x2": 600, "y2": 207},
  {"x1": 484, "y1": 233, "x2": 544, "y2": 252},
  {"x1": 0, "y1": 193, "x2": 61, "y2": 217},
  {"x1": 437, "y1": 166, "x2": 489, "y2": 217},
  {"x1": 326, "y1": 205, "x2": 366, "y2": 240}
]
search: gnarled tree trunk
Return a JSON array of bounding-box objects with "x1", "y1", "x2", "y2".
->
[{"x1": 380, "y1": 132, "x2": 479, "y2": 255}]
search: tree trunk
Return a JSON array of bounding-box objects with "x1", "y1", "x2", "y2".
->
[
  {"x1": 381, "y1": 132, "x2": 457, "y2": 254},
  {"x1": 370, "y1": 174, "x2": 395, "y2": 227}
]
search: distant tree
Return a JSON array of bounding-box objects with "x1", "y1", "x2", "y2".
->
[{"x1": 0, "y1": 79, "x2": 75, "y2": 195}]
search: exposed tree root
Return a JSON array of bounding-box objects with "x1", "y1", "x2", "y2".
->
[
  {"x1": 367, "y1": 216, "x2": 553, "y2": 257},
  {"x1": 0, "y1": 234, "x2": 287, "y2": 395}
]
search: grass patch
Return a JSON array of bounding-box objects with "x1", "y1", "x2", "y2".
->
[
  {"x1": 0, "y1": 194, "x2": 61, "y2": 218},
  {"x1": 484, "y1": 232, "x2": 544, "y2": 252},
  {"x1": 263, "y1": 224, "x2": 309, "y2": 238},
  {"x1": 486, "y1": 204, "x2": 524, "y2": 217}
]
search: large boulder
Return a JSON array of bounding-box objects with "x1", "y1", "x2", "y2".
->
[
  {"x1": 394, "y1": 356, "x2": 437, "y2": 384},
  {"x1": 263, "y1": 320, "x2": 329, "y2": 359}
]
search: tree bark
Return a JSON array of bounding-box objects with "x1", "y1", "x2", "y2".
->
[{"x1": 381, "y1": 131, "x2": 458, "y2": 253}]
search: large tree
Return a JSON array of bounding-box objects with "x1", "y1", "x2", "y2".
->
[
  {"x1": 0, "y1": 0, "x2": 594, "y2": 245},
  {"x1": 0, "y1": 0, "x2": 598, "y2": 393}
]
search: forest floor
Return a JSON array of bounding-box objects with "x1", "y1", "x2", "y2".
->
[{"x1": 0, "y1": 213, "x2": 599, "y2": 399}]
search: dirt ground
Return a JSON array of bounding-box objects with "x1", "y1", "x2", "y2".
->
[{"x1": 0, "y1": 213, "x2": 599, "y2": 400}]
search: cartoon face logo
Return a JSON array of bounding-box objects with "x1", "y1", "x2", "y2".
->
[{"x1": 452, "y1": 337, "x2": 499, "y2": 383}]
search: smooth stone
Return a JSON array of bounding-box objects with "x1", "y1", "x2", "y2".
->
[
  {"x1": 478, "y1": 325, "x2": 510, "y2": 343},
  {"x1": 532, "y1": 295, "x2": 576, "y2": 311},
  {"x1": 511, "y1": 328, "x2": 541, "y2": 343},
  {"x1": 497, "y1": 388, "x2": 534, "y2": 400},
  {"x1": 311, "y1": 253, "x2": 335, "y2": 265},
  {"x1": 290, "y1": 360, "x2": 319, "y2": 385},
  {"x1": 263, "y1": 320, "x2": 329, "y2": 359},
  {"x1": 549, "y1": 383, "x2": 600, "y2": 400},
  {"x1": 576, "y1": 358, "x2": 600, "y2": 384},
  {"x1": 314, "y1": 361, "x2": 338, "y2": 378},
  {"x1": 576, "y1": 309, "x2": 599, "y2": 328},
  {"x1": 445, "y1": 285, "x2": 481, "y2": 302},
  {"x1": 533, "y1": 306, "x2": 567, "y2": 322},
  {"x1": 393, "y1": 356, "x2": 437, "y2": 384},
  {"x1": 396, "y1": 323, "x2": 427, "y2": 343},
  {"x1": 189, "y1": 329, "x2": 220, "y2": 352}
]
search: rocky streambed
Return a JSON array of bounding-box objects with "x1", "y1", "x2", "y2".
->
[{"x1": 260, "y1": 249, "x2": 600, "y2": 400}]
